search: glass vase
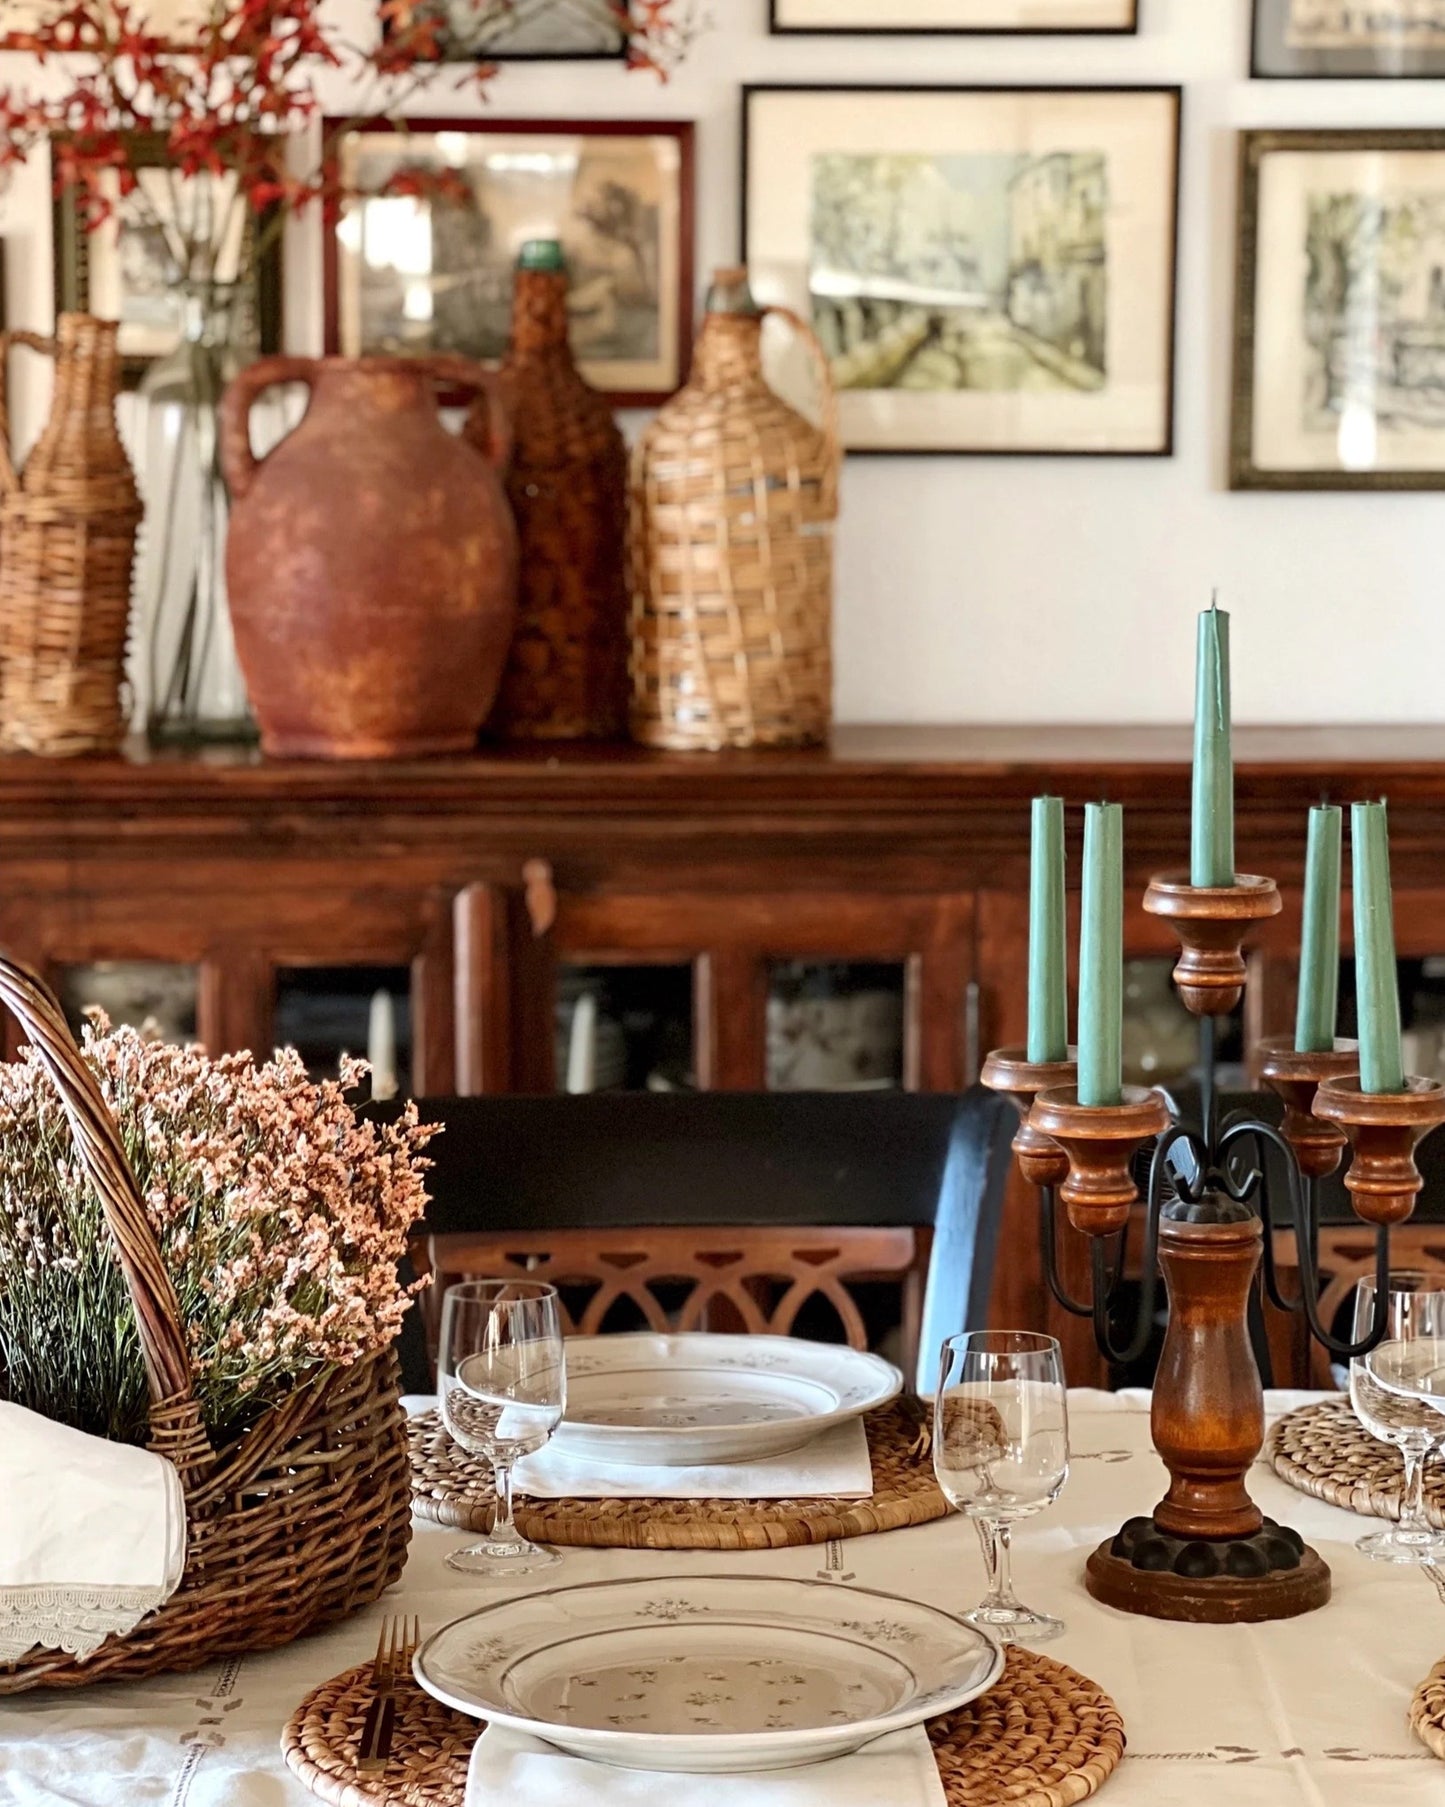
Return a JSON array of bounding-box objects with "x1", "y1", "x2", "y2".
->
[{"x1": 132, "y1": 285, "x2": 277, "y2": 744}]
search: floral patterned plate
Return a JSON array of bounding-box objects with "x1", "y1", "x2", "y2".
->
[
  {"x1": 554, "y1": 1333, "x2": 902, "y2": 1467},
  {"x1": 412, "y1": 1575, "x2": 1003, "y2": 1774}
]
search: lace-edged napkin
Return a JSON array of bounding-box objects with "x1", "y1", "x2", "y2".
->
[{"x1": 0, "y1": 1402, "x2": 186, "y2": 1664}]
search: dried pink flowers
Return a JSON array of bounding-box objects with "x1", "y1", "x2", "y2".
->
[{"x1": 0, "y1": 1014, "x2": 436, "y2": 1444}]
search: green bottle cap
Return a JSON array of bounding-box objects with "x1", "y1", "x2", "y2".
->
[
  {"x1": 518, "y1": 239, "x2": 567, "y2": 273},
  {"x1": 705, "y1": 265, "x2": 761, "y2": 316}
]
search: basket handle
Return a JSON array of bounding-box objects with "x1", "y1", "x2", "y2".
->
[
  {"x1": 0, "y1": 957, "x2": 198, "y2": 1414},
  {"x1": 762, "y1": 305, "x2": 841, "y2": 519},
  {"x1": 0, "y1": 331, "x2": 58, "y2": 498}
]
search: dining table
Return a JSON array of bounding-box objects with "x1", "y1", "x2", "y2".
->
[{"x1": 1, "y1": 1387, "x2": 1442, "y2": 1807}]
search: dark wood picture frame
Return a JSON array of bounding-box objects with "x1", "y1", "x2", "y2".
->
[
  {"x1": 768, "y1": 0, "x2": 1138, "y2": 33},
  {"x1": 1231, "y1": 127, "x2": 1445, "y2": 492},
  {"x1": 323, "y1": 116, "x2": 695, "y2": 409},
  {"x1": 1251, "y1": 0, "x2": 1445, "y2": 79},
  {"x1": 383, "y1": 0, "x2": 632, "y2": 62},
  {"x1": 52, "y1": 131, "x2": 282, "y2": 391},
  {"x1": 741, "y1": 83, "x2": 1182, "y2": 459}
]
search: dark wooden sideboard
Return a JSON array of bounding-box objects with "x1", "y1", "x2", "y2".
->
[{"x1": 9, "y1": 723, "x2": 1445, "y2": 1368}]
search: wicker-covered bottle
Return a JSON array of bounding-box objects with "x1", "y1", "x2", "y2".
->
[
  {"x1": 628, "y1": 267, "x2": 839, "y2": 751},
  {"x1": 0, "y1": 317, "x2": 141, "y2": 756},
  {"x1": 465, "y1": 241, "x2": 628, "y2": 740}
]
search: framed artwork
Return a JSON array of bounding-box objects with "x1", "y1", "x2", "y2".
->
[
  {"x1": 4, "y1": 0, "x2": 198, "y2": 44},
  {"x1": 52, "y1": 133, "x2": 282, "y2": 390},
  {"x1": 1252, "y1": 0, "x2": 1445, "y2": 78},
  {"x1": 399, "y1": 0, "x2": 629, "y2": 61},
  {"x1": 741, "y1": 85, "x2": 1180, "y2": 457},
  {"x1": 769, "y1": 0, "x2": 1137, "y2": 30},
  {"x1": 1233, "y1": 129, "x2": 1445, "y2": 490},
  {"x1": 325, "y1": 118, "x2": 694, "y2": 406}
]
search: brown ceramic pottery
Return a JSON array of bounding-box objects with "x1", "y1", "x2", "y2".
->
[{"x1": 220, "y1": 354, "x2": 518, "y2": 758}]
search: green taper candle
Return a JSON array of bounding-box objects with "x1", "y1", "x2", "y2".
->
[
  {"x1": 1190, "y1": 601, "x2": 1235, "y2": 889},
  {"x1": 1078, "y1": 801, "x2": 1124, "y2": 1108},
  {"x1": 1028, "y1": 795, "x2": 1068, "y2": 1066},
  {"x1": 1295, "y1": 804, "x2": 1342, "y2": 1054},
  {"x1": 1352, "y1": 801, "x2": 1405, "y2": 1094}
]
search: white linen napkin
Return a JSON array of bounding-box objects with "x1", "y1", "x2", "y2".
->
[
  {"x1": 0, "y1": 1401, "x2": 187, "y2": 1664},
  {"x1": 464, "y1": 1724, "x2": 947, "y2": 1807},
  {"x1": 512, "y1": 1417, "x2": 874, "y2": 1500}
]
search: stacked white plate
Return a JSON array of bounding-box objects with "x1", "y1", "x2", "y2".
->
[{"x1": 551, "y1": 1332, "x2": 903, "y2": 1467}]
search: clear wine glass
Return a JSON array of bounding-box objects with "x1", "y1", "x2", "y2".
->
[
  {"x1": 438, "y1": 1279, "x2": 566, "y2": 1576},
  {"x1": 933, "y1": 1330, "x2": 1069, "y2": 1644},
  {"x1": 1348, "y1": 1272, "x2": 1445, "y2": 1564}
]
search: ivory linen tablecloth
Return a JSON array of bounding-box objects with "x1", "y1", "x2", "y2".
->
[{"x1": 1, "y1": 1390, "x2": 1442, "y2": 1807}]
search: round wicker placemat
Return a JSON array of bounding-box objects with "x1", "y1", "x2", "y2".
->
[
  {"x1": 281, "y1": 1647, "x2": 1126, "y2": 1807},
  {"x1": 1410, "y1": 1660, "x2": 1445, "y2": 1761},
  {"x1": 1266, "y1": 1398, "x2": 1445, "y2": 1529},
  {"x1": 408, "y1": 1401, "x2": 950, "y2": 1549}
]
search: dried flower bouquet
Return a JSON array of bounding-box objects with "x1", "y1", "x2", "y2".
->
[{"x1": 0, "y1": 1015, "x2": 436, "y2": 1446}]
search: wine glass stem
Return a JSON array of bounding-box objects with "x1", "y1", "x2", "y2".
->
[
  {"x1": 1401, "y1": 1444, "x2": 1432, "y2": 1539},
  {"x1": 491, "y1": 1457, "x2": 523, "y2": 1547},
  {"x1": 981, "y1": 1518, "x2": 1022, "y2": 1612}
]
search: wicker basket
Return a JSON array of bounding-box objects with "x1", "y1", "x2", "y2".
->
[
  {"x1": 628, "y1": 268, "x2": 840, "y2": 751},
  {"x1": 0, "y1": 955, "x2": 412, "y2": 1694},
  {"x1": 467, "y1": 243, "x2": 628, "y2": 740},
  {"x1": 0, "y1": 317, "x2": 141, "y2": 757}
]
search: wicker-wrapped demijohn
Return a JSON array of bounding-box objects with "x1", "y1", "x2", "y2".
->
[
  {"x1": 465, "y1": 241, "x2": 628, "y2": 740},
  {"x1": 628, "y1": 268, "x2": 839, "y2": 750},
  {"x1": 0, "y1": 317, "x2": 142, "y2": 756}
]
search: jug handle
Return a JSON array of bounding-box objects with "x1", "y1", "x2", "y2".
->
[
  {"x1": 761, "y1": 305, "x2": 841, "y2": 519},
  {"x1": 0, "y1": 331, "x2": 59, "y2": 498},
  {"x1": 418, "y1": 355, "x2": 515, "y2": 478},
  {"x1": 219, "y1": 356, "x2": 318, "y2": 503}
]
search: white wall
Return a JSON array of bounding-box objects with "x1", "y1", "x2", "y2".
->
[{"x1": 4, "y1": 0, "x2": 1445, "y2": 725}]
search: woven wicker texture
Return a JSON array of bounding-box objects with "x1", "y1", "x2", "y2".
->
[
  {"x1": 466, "y1": 266, "x2": 628, "y2": 741},
  {"x1": 0, "y1": 316, "x2": 141, "y2": 756},
  {"x1": 409, "y1": 1400, "x2": 949, "y2": 1549},
  {"x1": 628, "y1": 273, "x2": 839, "y2": 751},
  {"x1": 0, "y1": 953, "x2": 411, "y2": 1694},
  {"x1": 1410, "y1": 1659, "x2": 1445, "y2": 1761},
  {"x1": 282, "y1": 1648, "x2": 1125, "y2": 1807},
  {"x1": 1266, "y1": 1397, "x2": 1445, "y2": 1528}
]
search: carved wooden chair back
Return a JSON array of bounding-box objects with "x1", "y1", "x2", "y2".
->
[{"x1": 413, "y1": 1222, "x2": 928, "y2": 1380}]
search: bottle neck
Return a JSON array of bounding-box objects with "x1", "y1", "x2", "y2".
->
[
  {"x1": 692, "y1": 311, "x2": 768, "y2": 390},
  {"x1": 511, "y1": 269, "x2": 571, "y2": 361}
]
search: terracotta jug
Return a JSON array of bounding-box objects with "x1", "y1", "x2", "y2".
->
[
  {"x1": 219, "y1": 355, "x2": 517, "y2": 758},
  {"x1": 465, "y1": 241, "x2": 628, "y2": 740}
]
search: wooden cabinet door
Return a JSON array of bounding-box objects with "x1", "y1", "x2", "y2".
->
[{"x1": 455, "y1": 881, "x2": 975, "y2": 1099}]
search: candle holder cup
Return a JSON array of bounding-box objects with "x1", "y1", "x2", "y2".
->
[
  {"x1": 980, "y1": 1046, "x2": 1077, "y2": 1188},
  {"x1": 1028, "y1": 1085, "x2": 1171, "y2": 1236},
  {"x1": 1257, "y1": 1037, "x2": 1359, "y2": 1180},
  {"x1": 1142, "y1": 874, "x2": 1281, "y2": 1017},
  {"x1": 1313, "y1": 1075, "x2": 1445, "y2": 1226}
]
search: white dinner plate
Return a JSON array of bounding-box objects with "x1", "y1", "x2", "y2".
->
[
  {"x1": 553, "y1": 1332, "x2": 902, "y2": 1466},
  {"x1": 413, "y1": 1575, "x2": 1003, "y2": 1773}
]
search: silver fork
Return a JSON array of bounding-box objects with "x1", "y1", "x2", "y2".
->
[{"x1": 357, "y1": 1614, "x2": 421, "y2": 1775}]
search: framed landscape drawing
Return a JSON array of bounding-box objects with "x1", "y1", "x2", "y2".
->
[
  {"x1": 741, "y1": 85, "x2": 1180, "y2": 456},
  {"x1": 401, "y1": 0, "x2": 629, "y2": 60},
  {"x1": 52, "y1": 132, "x2": 282, "y2": 389},
  {"x1": 1232, "y1": 130, "x2": 1445, "y2": 490},
  {"x1": 770, "y1": 1, "x2": 1137, "y2": 31},
  {"x1": 1252, "y1": 0, "x2": 1445, "y2": 78},
  {"x1": 326, "y1": 119, "x2": 694, "y2": 405}
]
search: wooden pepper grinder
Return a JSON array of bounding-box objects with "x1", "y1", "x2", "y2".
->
[{"x1": 465, "y1": 240, "x2": 628, "y2": 740}]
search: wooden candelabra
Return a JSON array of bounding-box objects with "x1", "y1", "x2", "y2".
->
[{"x1": 986, "y1": 871, "x2": 1445, "y2": 1625}]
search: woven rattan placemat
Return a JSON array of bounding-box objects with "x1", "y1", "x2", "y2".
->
[
  {"x1": 281, "y1": 1648, "x2": 1126, "y2": 1807},
  {"x1": 1410, "y1": 1660, "x2": 1445, "y2": 1761},
  {"x1": 408, "y1": 1401, "x2": 950, "y2": 1549},
  {"x1": 1265, "y1": 1398, "x2": 1445, "y2": 1529}
]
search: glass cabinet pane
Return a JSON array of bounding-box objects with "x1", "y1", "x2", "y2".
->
[
  {"x1": 1349, "y1": 955, "x2": 1445, "y2": 1080},
  {"x1": 1122, "y1": 957, "x2": 1245, "y2": 1088},
  {"x1": 59, "y1": 962, "x2": 198, "y2": 1043},
  {"x1": 766, "y1": 960, "x2": 905, "y2": 1091},
  {"x1": 557, "y1": 964, "x2": 694, "y2": 1093},
  {"x1": 273, "y1": 965, "x2": 411, "y2": 1096}
]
